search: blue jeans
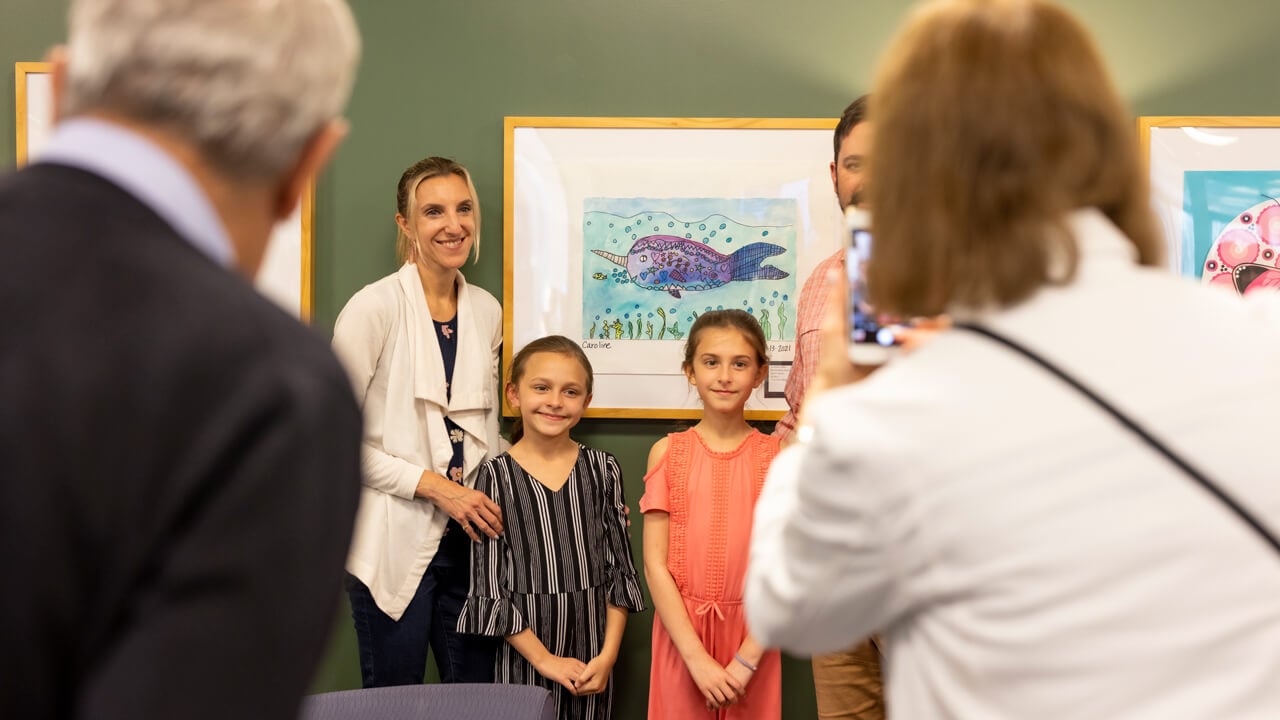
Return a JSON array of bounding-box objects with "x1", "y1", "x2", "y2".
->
[{"x1": 346, "y1": 547, "x2": 498, "y2": 688}]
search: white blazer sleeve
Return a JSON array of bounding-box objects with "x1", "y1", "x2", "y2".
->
[
  {"x1": 331, "y1": 287, "x2": 422, "y2": 501},
  {"x1": 746, "y1": 390, "x2": 921, "y2": 654}
]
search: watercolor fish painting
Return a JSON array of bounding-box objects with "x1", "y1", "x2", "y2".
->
[
  {"x1": 581, "y1": 198, "x2": 799, "y2": 343},
  {"x1": 591, "y1": 235, "x2": 788, "y2": 299}
]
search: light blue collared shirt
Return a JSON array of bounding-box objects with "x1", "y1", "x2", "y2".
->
[{"x1": 37, "y1": 117, "x2": 235, "y2": 268}]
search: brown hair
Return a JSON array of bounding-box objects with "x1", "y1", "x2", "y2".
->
[
  {"x1": 681, "y1": 310, "x2": 769, "y2": 375},
  {"x1": 394, "y1": 156, "x2": 482, "y2": 264},
  {"x1": 833, "y1": 94, "x2": 870, "y2": 163},
  {"x1": 507, "y1": 335, "x2": 594, "y2": 444},
  {"x1": 866, "y1": 0, "x2": 1161, "y2": 317}
]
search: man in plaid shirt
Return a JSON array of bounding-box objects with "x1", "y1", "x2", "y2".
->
[{"x1": 773, "y1": 95, "x2": 885, "y2": 720}]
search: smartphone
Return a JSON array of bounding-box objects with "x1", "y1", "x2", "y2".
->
[{"x1": 845, "y1": 207, "x2": 910, "y2": 365}]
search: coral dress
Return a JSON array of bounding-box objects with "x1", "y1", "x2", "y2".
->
[{"x1": 640, "y1": 429, "x2": 781, "y2": 719}]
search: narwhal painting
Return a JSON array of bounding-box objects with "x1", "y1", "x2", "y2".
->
[{"x1": 591, "y1": 235, "x2": 789, "y2": 299}]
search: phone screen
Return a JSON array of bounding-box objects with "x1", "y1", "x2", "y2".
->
[{"x1": 846, "y1": 209, "x2": 910, "y2": 364}]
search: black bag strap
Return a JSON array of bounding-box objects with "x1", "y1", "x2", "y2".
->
[{"x1": 955, "y1": 321, "x2": 1280, "y2": 558}]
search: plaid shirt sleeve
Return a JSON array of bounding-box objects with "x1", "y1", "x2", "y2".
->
[{"x1": 775, "y1": 250, "x2": 845, "y2": 442}]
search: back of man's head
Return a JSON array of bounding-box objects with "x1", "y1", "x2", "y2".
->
[{"x1": 62, "y1": 0, "x2": 360, "y2": 182}]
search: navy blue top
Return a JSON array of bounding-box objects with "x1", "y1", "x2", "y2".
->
[{"x1": 433, "y1": 314, "x2": 471, "y2": 566}]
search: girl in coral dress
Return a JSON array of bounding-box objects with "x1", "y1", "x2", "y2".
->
[{"x1": 641, "y1": 310, "x2": 781, "y2": 719}]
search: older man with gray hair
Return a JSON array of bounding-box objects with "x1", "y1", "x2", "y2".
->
[{"x1": 0, "y1": 1, "x2": 363, "y2": 718}]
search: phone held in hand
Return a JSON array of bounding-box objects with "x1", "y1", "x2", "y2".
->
[{"x1": 845, "y1": 207, "x2": 912, "y2": 365}]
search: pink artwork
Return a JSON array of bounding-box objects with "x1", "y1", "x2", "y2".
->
[{"x1": 1202, "y1": 200, "x2": 1280, "y2": 295}]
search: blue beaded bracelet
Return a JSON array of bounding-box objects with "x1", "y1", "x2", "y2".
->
[{"x1": 734, "y1": 652, "x2": 758, "y2": 672}]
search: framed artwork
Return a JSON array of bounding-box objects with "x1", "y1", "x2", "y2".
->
[
  {"x1": 505, "y1": 116, "x2": 842, "y2": 419},
  {"x1": 1139, "y1": 116, "x2": 1280, "y2": 294},
  {"x1": 14, "y1": 61, "x2": 315, "y2": 319}
]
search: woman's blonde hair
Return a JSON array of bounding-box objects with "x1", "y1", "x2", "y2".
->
[
  {"x1": 394, "y1": 156, "x2": 481, "y2": 265},
  {"x1": 866, "y1": 0, "x2": 1160, "y2": 316}
]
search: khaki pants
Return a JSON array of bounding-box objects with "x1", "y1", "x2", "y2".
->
[{"x1": 811, "y1": 638, "x2": 884, "y2": 719}]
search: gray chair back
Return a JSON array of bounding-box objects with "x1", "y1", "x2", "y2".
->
[{"x1": 299, "y1": 683, "x2": 555, "y2": 720}]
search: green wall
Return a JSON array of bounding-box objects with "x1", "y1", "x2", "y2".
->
[{"x1": 6, "y1": 1, "x2": 1280, "y2": 717}]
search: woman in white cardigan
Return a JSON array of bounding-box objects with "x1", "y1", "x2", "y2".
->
[
  {"x1": 332, "y1": 157, "x2": 503, "y2": 687},
  {"x1": 746, "y1": 1, "x2": 1280, "y2": 718}
]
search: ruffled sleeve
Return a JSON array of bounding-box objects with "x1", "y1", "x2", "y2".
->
[
  {"x1": 599, "y1": 451, "x2": 646, "y2": 612},
  {"x1": 456, "y1": 460, "x2": 527, "y2": 636}
]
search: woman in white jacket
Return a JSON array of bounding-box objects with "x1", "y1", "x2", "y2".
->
[
  {"x1": 746, "y1": 1, "x2": 1280, "y2": 718},
  {"x1": 333, "y1": 157, "x2": 503, "y2": 687}
]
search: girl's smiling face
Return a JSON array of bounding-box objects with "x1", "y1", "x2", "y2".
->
[
  {"x1": 684, "y1": 327, "x2": 767, "y2": 413},
  {"x1": 507, "y1": 351, "x2": 592, "y2": 440}
]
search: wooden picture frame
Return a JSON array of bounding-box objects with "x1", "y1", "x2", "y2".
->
[
  {"x1": 1139, "y1": 116, "x2": 1280, "y2": 291},
  {"x1": 504, "y1": 116, "x2": 841, "y2": 419},
  {"x1": 15, "y1": 61, "x2": 316, "y2": 320}
]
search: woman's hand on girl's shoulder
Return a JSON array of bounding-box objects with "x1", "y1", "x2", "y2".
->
[
  {"x1": 415, "y1": 470, "x2": 503, "y2": 540},
  {"x1": 535, "y1": 654, "x2": 588, "y2": 695},
  {"x1": 441, "y1": 484, "x2": 503, "y2": 540}
]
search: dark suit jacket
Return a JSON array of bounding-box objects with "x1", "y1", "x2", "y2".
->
[{"x1": 0, "y1": 163, "x2": 362, "y2": 719}]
